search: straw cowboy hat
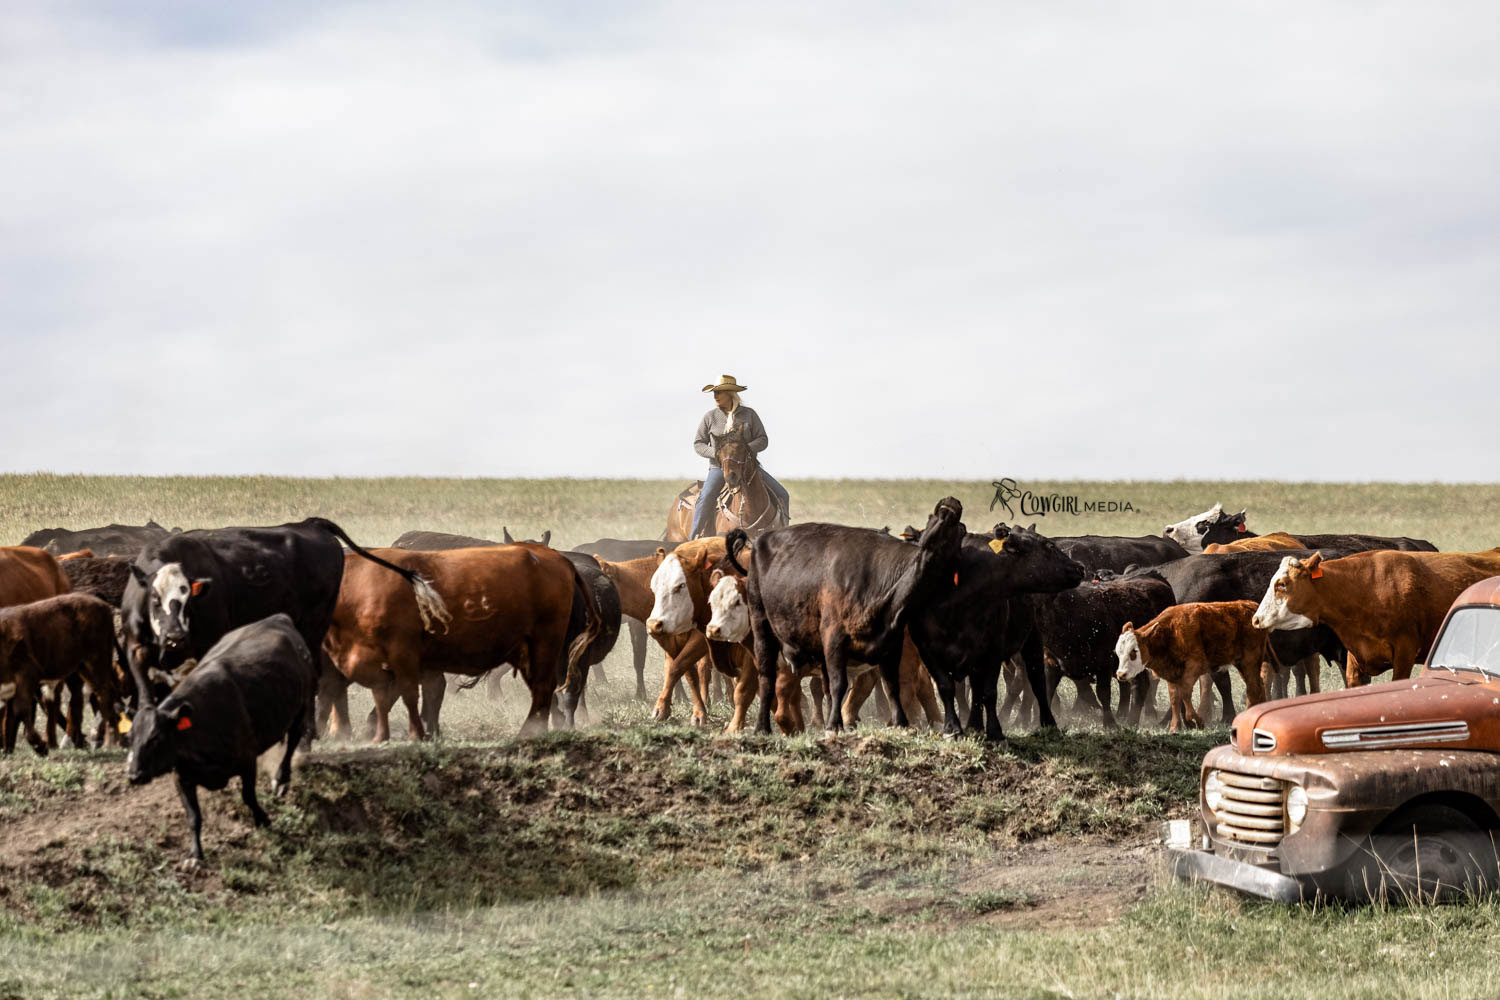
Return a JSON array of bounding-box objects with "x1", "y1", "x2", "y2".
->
[{"x1": 702, "y1": 374, "x2": 748, "y2": 393}]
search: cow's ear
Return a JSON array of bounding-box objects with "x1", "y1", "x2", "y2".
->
[
  {"x1": 190, "y1": 577, "x2": 212, "y2": 598},
  {"x1": 503, "y1": 527, "x2": 515, "y2": 544},
  {"x1": 710, "y1": 569, "x2": 724, "y2": 586},
  {"x1": 540, "y1": 530, "x2": 551, "y2": 547},
  {"x1": 131, "y1": 564, "x2": 152, "y2": 587},
  {"x1": 1121, "y1": 622, "x2": 1134, "y2": 634},
  {"x1": 654, "y1": 547, "x2": 667, "y2": 564},
  {"x1": 1028, "y1": 523, "x2": 1038, "y2": 533},
  {"x1": 1304, "y1": 552, "x2": 1323, "y2": 574}
]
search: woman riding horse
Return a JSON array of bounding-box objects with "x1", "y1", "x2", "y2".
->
[{"x1": 690, "y1": 375, "x2": 791, "y2": 539}]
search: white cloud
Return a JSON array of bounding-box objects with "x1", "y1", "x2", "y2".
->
[{"x1": 2, "y1": 0, "x2": 1497, "y2": 479}]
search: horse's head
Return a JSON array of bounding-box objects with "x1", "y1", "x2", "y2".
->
[{"x1": 715, "y1": 429, "x2": 757, "y2": 489}]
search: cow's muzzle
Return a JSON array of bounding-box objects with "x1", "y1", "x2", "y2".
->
[
  {"x1": 705, "y1": 625, "x2": 722, "y2": 640},
  {"x1": 646, "y1": 618, "x2": 665, "y2": 635}
]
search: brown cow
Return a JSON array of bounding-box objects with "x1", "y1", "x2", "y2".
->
[
  {"x1": 0, "y1": 546, "x2": 70, "y2": 609},
  {"x1": 1204, "y1": 531, "x2": 1305, "y2": 554},
  {"x1": 1253, "y1": 548, "x2": 1500, "y2": 686},
  {"x1": 596, "y1": 538, "x2": 730, "y2": 726},
  {"x1": 1115, "y1": 601, "x2": 1269, "y2": 732},
  {"x1": 0, "y1": 593, "x2": 122, "y2": 753},
  {"x1": 323, "y1": 544, "x2": 601, "y2": 740}
]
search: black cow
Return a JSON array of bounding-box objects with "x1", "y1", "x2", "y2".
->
[
  {"x1": 1282, "y1": 532, "x2": 1436, "y2": 553},
  {"x1": 745, "y1": 498, "x2": 968, "y2": 734},
  {"x1": 573, "y1": 538, "x2": 685, "y2": 700},
  {"x1": 1051, "y1": 535, "x2": 1188, "y2": 574},
  {"x1": 907, "y1": 524, "x2": 1086, "y2": 739},
  {"x1": 1027, "y1": 571, "x2": 1176, "y2": 728},
  {"x1": 391, "y1": 529, "x2": 496, "y2": 549},
  {"x1": 126, "y1": 614, "x2": 313, "y2": 864},
  {"x1": 20, "y1": 521, "x2": 177, "y2": 557},
  {"x1": 123, "y1": 517, "x2": 447, "y2": 691}
]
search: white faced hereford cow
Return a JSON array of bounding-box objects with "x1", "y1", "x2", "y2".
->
[{"x1": 1252, "y1": 548, "x2": 1500, "y2": 686}]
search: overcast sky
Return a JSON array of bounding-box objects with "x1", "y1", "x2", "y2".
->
[{"x1": 3, "y1": 1, "x2": 1497, "y2": 480}]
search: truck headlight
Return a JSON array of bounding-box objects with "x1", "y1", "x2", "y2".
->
[
  {"x1": 1204, "y1": 771, "x2": 1223, "y2": 812},
  {"x1": 1286, "y1": 785, "x2": 1307, "y2": 830}
]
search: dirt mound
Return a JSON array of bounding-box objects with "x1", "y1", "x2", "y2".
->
[{"x1": 0, "y1": 726, "x2": 1210, "y2": 930}]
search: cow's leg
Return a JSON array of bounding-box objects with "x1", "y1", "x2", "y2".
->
[
  {"x1": 240, "y1": 765, "x2": 271, "y2": 828},
  {"x1": 1344, "y1": 651, "x2": 1365, "y2": 688},
  {"x1": 912, "y1": 663, "x2": 943, "y2": 727},
  {"x1": 16, "y1": 695, "x2": 47, "y2": 757},
  {"x1": 772, "y1": 665, "x2": 804, "y2": 734},
  {"x1": 62, "y1": 676, "x2": 86, "y2": 749},
  {"x1": 315, "y1": 663, "x2": 349, "y2": 741},
  {"x1": 823, "y1": 640, "x2": 853, "y2": 735},
  {"x1": 1211, "y1": 669, "x2": 1234, "y2": 722},
  {"x1": 654, "y1": 635, "x2": 710, "y2": 726},
  {"x1": 872, "y1": 678, "x2": 892, "y2": 725},
  {"x1": 626, "y1": 618, "x2": 649, "y2": 700},
  {"x1": 1165, "y1": 681, "x2": 1186, "y2": 733},
  {"x1": 420, "y1": 671, "x2": 446, "y2": 739},
  {"x1": 725, "y1": 654, "x2": 758, "y2": 734},
  {"x1": 273, "y1": 711, "x2": 304, "y2": 798},
  {"x1": 176, "y1": 772, "x2": 205, "y2": 864},
  {"x1": 751, "y1": 613, "x2": 782, "y2": 735},
  {"x1": 1019, "y1": 631, "x2": 1058, "y2": 730},
  {"x1": 1093, "y1": 673, "x2": 1116, "y2": 728},
  {"x1": 952, "y1": 677, "x2": 971, "y2": 723},
  {"x1": 973, "y1": 661, "x2": 1005, "y2": 742},
  {"x1": 368, "y1": 674, "x2": 400, "y2": 743},
  {"x1": 997, "y1": 660, "x2": 1028, "y2": 727},
  {"x1": 879, "y1": 650, "x2": 909, "y2": 729},
  {"x1": 842, "y1": 668, "x2": 875, "y2": 728},
  {"x1": 1239, "y1": 659, "x2": 1267, "y2": 706},
  {"x1": 925, "y1": 661, "x2": 962, "y2": 737}
]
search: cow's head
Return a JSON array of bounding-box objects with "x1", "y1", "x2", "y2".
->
[
  {"x1": 1252, "y1": 554, "x2": 1321, "y2": 630},
  {"x1": 1196, "y1": 508, "x2": 1249, "y2": 550},
  {"x1": 705, "y1": 570, "x2": 750, "y2": 643},
  {"x1": 915, "y1": 497, "x2": 966, "y2": 563},
  {"x1": 1115, "y1": 623, "x2": 1146, "y2": 681},
  {"x1": 502, "y1": 527, "x2": 552, "y2": 546},
  {"x1": 1164, "y1": 504, "x2": 1248, "y2": 551},
  {"x1": 647, "y1": 548, "x2": 706, "y2": 636},
  {"x1": 131, "y1": 562, "x2": 210, "y2": 652},
  {"x1": 988, "y1": 523, "x2": 1087, "y2": 593},
  {"x1": 125, "y1": 698, "x2": 193, "y2": 785}
]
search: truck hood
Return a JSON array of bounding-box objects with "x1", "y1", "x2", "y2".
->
[{"x1": 1230, "y1": 670, "x2": 1500, "y2": 756}]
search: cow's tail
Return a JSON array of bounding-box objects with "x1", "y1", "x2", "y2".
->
[
  {"x1": 724, "y1": 528, "x2": 750, "y2": 576},
  {"x1": 560, "y1": 563, "x2": 604, "y2": 701},
  {"x1": 309, "y1": 517, "x2": 452, "y2": 634}
]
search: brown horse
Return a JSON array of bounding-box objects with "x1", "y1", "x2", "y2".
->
[{"x1": 664, "y1": 429, "x2": 788, "y2": 542}]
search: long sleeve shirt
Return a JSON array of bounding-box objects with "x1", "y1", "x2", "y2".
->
[{"x1": 694, "y1": 405, "x2": 768, "y2": 466}]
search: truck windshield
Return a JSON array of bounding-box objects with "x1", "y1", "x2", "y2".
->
[{"x1": 1428, "y1": 607, "x2": 1500, "y2": 676}]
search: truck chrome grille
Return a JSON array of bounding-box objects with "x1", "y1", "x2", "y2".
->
[
  {"x1": 1320, "y1": 720, "x2": 1468, "y2": 749},
  {"x1": 1211, "y1": 772, "x2": 1286, "y2": 847}
]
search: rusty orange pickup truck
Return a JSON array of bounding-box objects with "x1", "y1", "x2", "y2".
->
[{"x1": 1169, "y1": 576, "x2": 1500, "y2": 902}]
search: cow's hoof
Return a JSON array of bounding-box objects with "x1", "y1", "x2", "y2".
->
[
  {"x1": 272, "y1": 779, "x2": 290, "y2": 798},
  {"x1": 180, "y1": 857, "x2": 202, "y2": 872},
  {"x1": 651, "y1": 706, "x2": 670, "y2": 722}
]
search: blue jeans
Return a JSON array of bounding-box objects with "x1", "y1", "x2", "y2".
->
[{"x1": 691, "y1": 466, "x2": 790, "y2": 538}]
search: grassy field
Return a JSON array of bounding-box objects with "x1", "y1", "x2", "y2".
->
[{"x1": 3, "y1": 475, "x2": 1500, "y2": 999}]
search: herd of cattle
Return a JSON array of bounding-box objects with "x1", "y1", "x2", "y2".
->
[{"x1": 2, "y1": 499, "x2": 1495, "y2": 861}]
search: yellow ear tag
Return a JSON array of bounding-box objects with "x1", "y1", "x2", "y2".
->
[
  {"x1": 117, "y1": 716, "x2": 132, "y2": 735},
  {"x1": 988, "y1": 538, "x2": 1006, "y2": 554}
]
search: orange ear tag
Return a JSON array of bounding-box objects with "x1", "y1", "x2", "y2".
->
[
  {"x1": 988, "y1": 538, "x2": 1006, "y2": 554},
  {"x1": 953, "y1": 572, "x2": 960, "y2": 586},
  {"x1": 176, "y1": 716, "x2": 193, "y2": 731},
  {"x1": 190, "y1": 580, "x2": 205, "y2": 596},
  {"x1": 1309, "y1": 566, "x2": 1323, "y2": 580}
]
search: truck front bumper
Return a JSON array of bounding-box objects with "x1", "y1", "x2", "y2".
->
[{"x1": 1166, "y1": 847, "x2": 1314, "y2": 904}]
